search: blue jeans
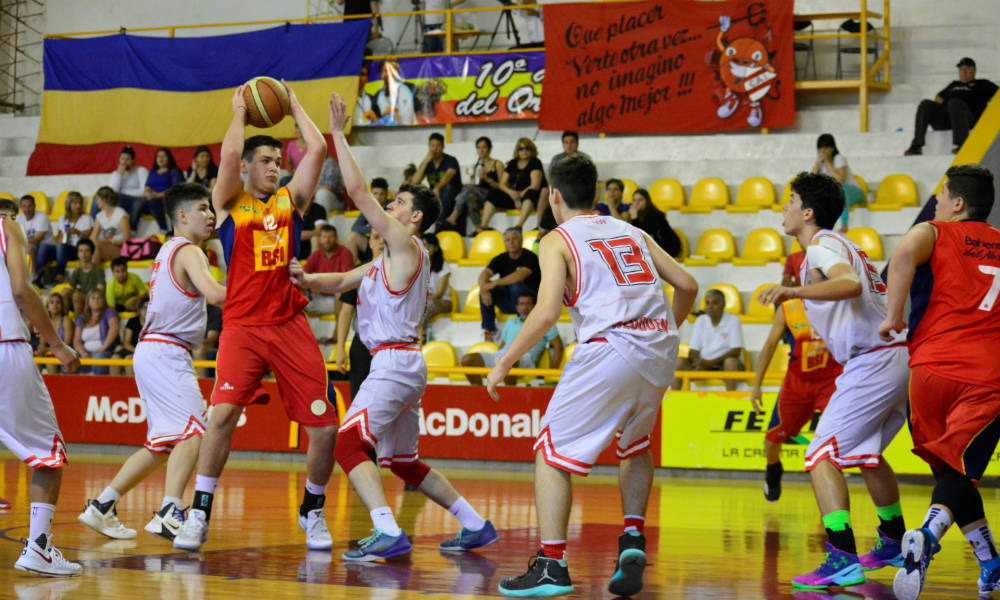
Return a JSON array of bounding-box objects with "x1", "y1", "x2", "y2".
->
[
  {"x1": 55, "y1": 243, "x2": 78, "y2": 276},
  {"x1": 90, "y1": 194, "x2": 135, "y2": 217},
  {"x1": 32, "y1": 243, "x2": 57, "y2": 278},
  {"x1": 480, "y1": 282, "x2": 529, "y2": 332},
  {"x1": 131, "y1": 196, "x2": 168, "y2": 231},
  {"x1": 85, "y1": 350, "x2": 113, "y2": 375}
]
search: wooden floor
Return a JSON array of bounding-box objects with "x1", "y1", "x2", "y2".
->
[{"x1": 0, "y1": 456, "x2": 995, "y2": 599}]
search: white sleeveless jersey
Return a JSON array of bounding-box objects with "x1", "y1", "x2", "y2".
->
[
  {"x1": 357, "y1": 236, "x2": 429, "y2": 350},
  {"x1": 141, "y1": 236, "x2": 207, "y2": 350},
  {"x1": 800, "y1": 230, "x2": 907, "y2": 364},
  {"x1": 0, "y1": 218, "x2": 30, "y2": 343},
  {"x1": 554, "y1": 214, "x2": 677, "y2": 387}
]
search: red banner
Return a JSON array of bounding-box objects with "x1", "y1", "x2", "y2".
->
[{"x1": 539, "y1": 0, "x2": 795, "y2": 133}]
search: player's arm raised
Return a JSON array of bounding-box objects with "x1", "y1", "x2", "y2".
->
[
  {"x1": 285, "y1": 82, "x2": 327, "y2": 215},
  {"x1": 642, "y1": 232, "x2": 698, "y2": 327},
  {"x1": 879, "y1": 222, "x2": 937, "y2": 340},
  {"x1": 175, "y1": 245, "x2": 226, "y2": 306},
  {"x1": 213, "y1": 86, "x2": 249, "y2": 221},
  {"x1": 293, "y1": 258, "x2": 370, "y2": 296},
  {"x1": 750, "y1": 308, "x2": 786, "y2": 413}
]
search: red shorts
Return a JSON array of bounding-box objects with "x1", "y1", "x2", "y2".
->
[
  {"x1": 212, "y1": 313, "x2": 334, "y2": 427},
  {"x1": 909, "y1": 365, "x2": 1000, "y2": 481},
  {"x1": 765, "y1": 369, "x2": 838, "y2": 445}
]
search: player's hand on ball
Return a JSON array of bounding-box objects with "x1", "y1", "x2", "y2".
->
[
  {"x1": 485, "y1": 367, "x2": 507, "y2": 401},
  {"x1": 53, "y1": 342, "x2": 80, "y2": 373},
  {"x1": 288, "y1": 258, "x2": 306, "y2": 287},
  {"x1": 877, "y1": 317, "x2": 905, "y2": 342},
  {"x1": 329, "y1": 93, "x2": 349, "y2": 132},
  {"x1": 757, "y1": 285, "x2": 794, "y2": 306},
  {"x1": 232, "y1": 85, "x2": 248, "y2": 119},
  {"x1": 282, "y1": 79, "x2": 301, "y2": 110}
]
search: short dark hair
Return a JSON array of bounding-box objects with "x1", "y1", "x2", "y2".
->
[
  {"x1": 371, "y1": 177, "x2": 389, "y2": 191},
  {"x1": 242, "y1": 135, "x2": 283, "y2": 162},
  {"x1": 945, "y1": 164, "x2": 995, "y2": 221},
  {"x1": 0, "y1": 199, "x2": 17, "y2": 216},
  {"x1": 550, "y1": 155, "x2": 598, "y2": 210},
  {"x1": 19, "y1": 194, "x2": 34, "y2": 206},
  {"x1": 111, "y1": 256, "x2": 129, "y2": 270},
  {"x1": 428, "y1": 132, "x2": 445, "y2": 145},
  {"x1": 606, "y1": 178, "x2": 624, "y2": 192},
  {"x1": 706, "y1": 289, "x2": 726, "y2": 306},
  {"x1": 398, "y1": 183, "x2": 440, "y2": 232},
  {"x1": 319, "y1": 224, "x2": 337, "y2": 235},
  {"x1": 790, "y1": 171, "x2": 844, "y2": 230},
  {"x1": 423, "y1": 232, "x2": 445, "y2": 272},
  {"x1": 164, "y1": 182, "x2": 210, "y2": 222},
  {"x1": 561, "y1": 131, "x2": 579, "y2": 143},
  {"x1": 76, "y1": 238, "x2": 95, "y2": 252},
  {"x1": 816, "y1": 133, "x2": 839, "y2": 155},
  {"x1": 475, "y1": 136, "x2": 492, "y2": 150},
  {"x1": 120, "y1": 145, "x2": 136, "y2": 158},
  {"x1": 517, "y1": 291, "x2": 537, "y2": 303}
]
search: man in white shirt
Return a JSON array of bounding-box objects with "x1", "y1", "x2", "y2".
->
[
  {"x1": 16, "y1": 195, "x2": 56, "y2": 285},
  {"x1": 675, "y1": 289, "x2": 745, "y2": 390},
  {"x1": 103, "y1": 145, "x2": 147, "y2": 216}
]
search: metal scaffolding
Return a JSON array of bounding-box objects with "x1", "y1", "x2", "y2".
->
[{"x1": 0, "y1": 0, "x2": 44, "y2": 114}]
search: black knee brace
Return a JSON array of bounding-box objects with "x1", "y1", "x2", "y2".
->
[{"x1": 932, "y1": 466, "x2": 984, "y2": 527}]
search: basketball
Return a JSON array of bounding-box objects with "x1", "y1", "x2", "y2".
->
[{"x1": 242, "y1": 76, "x2": 290, "y2": 128}]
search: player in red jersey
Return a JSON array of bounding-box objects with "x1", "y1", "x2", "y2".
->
[
  {"x1": 879, "y1": 164, "x2": 1000, "y2": 599},
  {"x1": 174, "y1": 84, "x2": 335, "y2": 552}
]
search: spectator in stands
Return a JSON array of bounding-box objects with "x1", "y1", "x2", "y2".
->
[
  {"x1": 193, "y1": 304, "x2": 222, "y2": 379},
  {"x1": 516, "y1": 0, "x2": 544, "y2": 47},
  {"x1": 675, "y1": 289, "x2": 745, "y2": 391},
  {"x1": 90, "y1": 186, "x2": 131, "y2": 264},
  {"x1": 281, "y1": 123, "x2": 309, "y2": 187},
  {"x1": 135, "y1": 147, "x2": 181, "y2": 231},
  {"x1": 411, "y1": 132, "x2": 461, "y2": 225},
  {"x1": 421, "y1": 0, "x2": 446, "y2": 53},
  {"x1": 810, "y1": 134, "x2": 864, "y2": 231},
  {"x1": 536, "y1": 130, "x2": 597, "y2": 232},
  {"x1": 549, "y1": 130, "x2": 594, "y2": 170},
  {"x1": 905, "y1": 57, "x2": 998, "y2": 155},
  {"x1": 73, "y1": 289, "x2": 120, "y2": 375},
  {"x1": 480, "y1": 138, "x2": 545, "y2": 232},
  {"x1": 0, "y1": 198, "x2": 16, "y2": 219},
  {"x1": 111, "y1": 297, "x2": 147, "y2": 377},
  {"x1": 423, "y1": 232, "x2": 453, "y2": 321},
  {"x1": 297, "y1": 198, "x2": 329, "y2": 260},
  {"x1": 313, "y1": 156, "x2": 346, "y2": 213},
  {"x1": 63, "y1": 238, "x2": 105, "y2": 316},
  {"x1": 185, "y1": 145, "x2": 218, "y2": 191},
  {"x1": 443, "y1": 136, "x2": 506, "y2": 233},
  {"x1": 105, "y1": 144, "x2": 145, "y2": 216},
  {"x1": 344, "y1": 177, "x2": 389, "y2": 262},
  {"x1": 401, "y1": 163, "x2": 417, "y2": 190},
  {"x1": 596, "y1": 178, "x2": 629, "y2": 219},
  {"x1": 16, "y1": 194, "x2": 56, "y2": 286},
  {"x1": 461, "y1": 291, "x2": 562, "y2": 385},
  {"x1": 478, "y1": 227, "x2": 540, "y2": 340},
  {"x1": 53, "y1": 191, "x2": 94, "y2": 282},
  {"x1": 35, "y1": 293, "x2": 74, "y2": 374},
  {"x1": 303, "y1": 225, "x2": 353, "y2": 313},
  {"x1": 627, "y1": 188, "x2": 682, "y2": 258},
  {"x1": 106, "y1": 256, "x2": 148, "y2": 312}
]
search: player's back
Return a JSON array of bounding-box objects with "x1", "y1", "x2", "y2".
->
[
  {"x1": 141, "y1": 236, "x2": 208, "y2": 350},
  {"x1": 0, "y1": 218, "x2": 29, "y2": 343},
  {"x1": 357, "y1": 236, "x2": 429, "y2": 349},
  {"x1": 909, "y1": 220, "x2": 1000, "y2": 388},
  {"x1": 553, "y1": 214, "x2": 677, "y2": 387}
]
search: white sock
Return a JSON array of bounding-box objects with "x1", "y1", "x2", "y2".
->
[
  {"x1": 922, "y1": 505, "x2": 953, "y2": 542},
  {"x1": 29, "y1": 502, "x2": 55, "y2": 543},
  {"x1": 161, "y1": 496, "x2": 183, "y2": 510},
  {"x1": 97, "y1": 486, "x2": 121, "y2": 506},
  {"x1": 305, "y1": 479, "x2": 326, "y2": 496},
  {"x1": 370, "y1": 506, "x2": 402, "y2": 536},
  {"x1": 966, "y1": 524, "x2": 1000, "y2": 562},
  {"x1": 195, "y1": 474, "x2": 219, "y2": 495},
  {"x1": 448, "y1": 497, "x2": 486, "y2": 531}
]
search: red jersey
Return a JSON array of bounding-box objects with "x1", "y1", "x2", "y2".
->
[
  {"x1": 217, "y1": 186, "x2": 308, "y2": 326},
  {"x1": 781, "y1": 298, "x2": 842, "y2": 380},
  {"x1": 909, "y1": 220, "x2": 1000, "y2": 389}
]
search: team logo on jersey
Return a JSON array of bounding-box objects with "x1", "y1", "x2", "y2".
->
[
  {"x1": 276, "y1": 196, "x2": 291, "y2": 210},
  {"x1": 253, "y1": 228, "x2": 288, "y2": 271}
]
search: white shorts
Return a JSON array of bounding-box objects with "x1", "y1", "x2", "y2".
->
[
  {"x1": 804, "y1": 345, "x2": 909, "y2": 471},
  {"x1": 0, "y1": 342, "x2": 67, "y2": 468},
  {"x1": 338, "y1": 349, "x2": 427, "y2": 467},
  {"x1": 534, "y1": 341, "x2": 668, "y2": 476},
  {"x1": 134, "y1": 341, "x2": 206, "y2": 454}
]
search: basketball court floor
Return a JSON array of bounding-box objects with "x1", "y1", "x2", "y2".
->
[{"x1": 0, "y1": 454, "x2": 994, "y2": 599}]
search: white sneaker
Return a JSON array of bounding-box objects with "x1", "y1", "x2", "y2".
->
[
  {"x1": 77, "y1": 500, "x2": 136, "y2": 539},
  {"x1": 144, "y1": 503, "x2": 185, "y2": 541},
  {"x1": 298, "y1": 508, "x2": 333, "y2": 550},
  {"x1": 173, "y1": 508, "x2": 209, "y2": 551},
  {"x1": 14, "y1": 535, "x2": 82, "y2": 577}
]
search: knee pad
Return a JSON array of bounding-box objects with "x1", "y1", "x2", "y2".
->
[
  {"x1": 389, "y1": 460, "x2": 431, "y2": 489},
  {"x1": 334, "y1": 427, "x2": 375, "y2": 475},
  {"x1": 932, "y1": 466, "x2": 983, "y2": 526}
]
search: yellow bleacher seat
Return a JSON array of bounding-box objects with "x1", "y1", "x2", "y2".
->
[
  {"x1": 675, "y1": 229, "x2": 689, "y2": 259},
  {"x1": 845, "y1": 227, "x2": 884, "y2": 260},
  {"x1": 209, "y1": 266, "x2": 226, "y2": 282},
  {"x1": 662, "y1": 284, "x2": 675, "y2": 305},
  {"x1": 681, "y1": 178, "x2": 729, "y2": 213},
  {"x1": 522, "y1": 229, "x2": 540, "y2": 251},
  {"x1": 649, "y1": 178, "x2": 684, "y2": 211},
  {"x1": 677, "y1": 342, "x2": 689, "y2": 359},
  {"x1": 153, "y1": 233, "x2": 166, "y2": 243},
  {"x1": 437, "y1": 230, "x2": 464, "y2": 262},
  {"x1": 728, "y1": 177, "x2": 776, "y2": 213},
  {"x1": 789, "y1": 237, "x2": 803, "y2": 255},
  {"x1": 0, "y1": 192, "x2": 14, "y2": 203},
  {"x1": 683, "y1": 229, "x2": 736, "y2": 266},
  {"x1": 697, "y1": 283, "x2": 743, "y2": 315},
  {"x1": 428, "y1": 287, "x2": 458, "y2": 323},
  {"x1": 327, "y1": 339, "x2": 352, "y2": 371},
  {"x1": 763, "y1": 343, "x2": 791, "y2": 386},
  {"x1": 775, "y1": 178, "x2": 794, "y2": 212},
  {"x1": 343, "y1": 210, "x2": 361, "y2": 218},
  {"x1": 742, "y1": 283, "x2": 779, "y2": 324},
  {"x1": 732, "y1": 228, "x2": 785, "y2": 266},
  {"x1": 452, "y1": 285, "x2": 496, "y2": 322},
  {"x1": 853, "y1": 175, "x2": 870, "y2": 203},
  {"x1": 620, "y1": 178, "x2": 638, "y2": 203},
  {"x1": 26, "y1": 191, "x2": 50, "y2": 215},
  {"x1": 50, "y1": 283, "x2": 71, "y2": 296},
  {"x1": 545, "y1": 342, "x2": 575, "y2": 383},
  {"x1": 457, "y1": 230, "x2": 504, "y2": 266},
  {"x1": 872, "y1": 174, "x2": 918, "y2": 209},
  {"x1": 459, "y1": 341, "x2": 499, "y2": 382},
  {"x1": 422, "y1": 341, "x2": 457, "y2": 381},
  {"x1": 51, "y1": 191, "x2": 72, "y2": 221}
]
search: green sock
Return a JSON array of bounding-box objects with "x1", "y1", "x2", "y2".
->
[
  {"x1": 876, "y1": 501, "x2": 905, "y2": 539},
  {"x1": 822, "y1": 510, "x2": 856, "y2": 554},
  {"x1": 876, "y1": 501, "x2": 903, "y2": 521},
  {"x1": 822, "y1": 510, "x2": 852, "y2": 531}
]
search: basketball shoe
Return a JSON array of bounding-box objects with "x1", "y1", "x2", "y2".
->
[
  {"x1": 498, "y1": 551, "x2": 573, "y2": 597},
  {"x1": 342, "y1": 529, "x2": 412, "y2": 561},
  {"x1": 172, "y1": 508, "x2": 209, "y2": 551},
  {"x1": 859, "y1": 528, "x2": 904, "y2": 570},
  {"x1": 439, "y1": 520, "x2": 499, "y2": 552},
  {"x1": 792, "y1": 543, "x2": 865, "y2": 589},
  {"x1": 608, "y1": 531, "x2": 646, "y2": 597},
  {"x1": 893, "y1": 528, "x2": 937, "y2": 600},
  {"x1": 978, "y1": 554, "x2": 1000, "y2": 595},
  {"x1": 14, "y1": 535, "x2": 82, "y2": 577},
  {"x1": 299, "y1": 508, "x2": 333, "y2": 550},
  {"x1": 78, "y1": 499, "x2": 136, "y2": 539},
  {"x1": 764, "y1": 462, "x2": 783, "y2": 503},
  {"x1": 144, "y1": 503, "x2": 186, "y2": 541}
]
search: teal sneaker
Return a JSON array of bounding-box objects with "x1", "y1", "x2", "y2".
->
[
  {"x1": 498, "y1": 551, "x2": 573, "y2": 597},
  {"x1": 608, "y1": 531, "x2": 646, "y2": 597},
  {"x1": 439, "y1": 520, "x2": 499, "y2": 552},
  {"x1": 341, "y1": 529, "x2": 412, "y2": 562}
]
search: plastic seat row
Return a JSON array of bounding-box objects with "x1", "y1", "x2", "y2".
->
[
  {"x1": 685, "y1": 226, "x2": 884, "y2": 264},
  {"x1": 421, "y1": 339, "x2": 574, "y2": 384}
]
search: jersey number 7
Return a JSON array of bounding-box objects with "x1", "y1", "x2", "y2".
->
[
  {"x1": 979, "y1": 265, "x2": 1000, "y2": 312},
  {"x1": 588, "y1": 237, "x2": 655, "y2": 286}
]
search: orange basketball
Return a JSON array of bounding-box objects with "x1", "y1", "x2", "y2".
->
[{"x1": 242, "y1": 76, "x2": 290, "y2": 128}]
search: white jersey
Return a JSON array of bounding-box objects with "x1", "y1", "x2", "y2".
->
[
  {"x1": 553, "y1": 214, "x2": 677, "y2": 387},
  {"x1": 0, "y1": 218, "x2": 30, "y2": 343},
  {"x1": 799, "y1": 230, "x2": 907, "y2": 364},
  {"x1": 357, "y1": 236, "x2": 429, "y2": 350},
  {"x1": 141, "y1": 236, "x2": 207, "y2": 350}
]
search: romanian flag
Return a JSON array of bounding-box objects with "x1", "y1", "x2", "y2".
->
[{"x1": 28, "y1": 21, "x2": 369, "y2": 175}]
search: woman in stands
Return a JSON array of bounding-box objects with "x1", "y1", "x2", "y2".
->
[
  {"x1": 185, "y1": 145, "x2": 219, "y2": 191},
  {"x1": 442, "y1": 136, "x2": 506, "y2": 233},
  {"x1": 35, "y1": 293, "x2": 74, "y2": 374},
  {"x1": 423, "y1": 232, "x2": 453, "y2": 322},
  {"x1": 135, "y1": 147, "x2": 182, "y2": 232},
  {"x1": 110, "y1": 297, "x2": 147, "y2": 377},
  {"x1": 628, "y1": 188, "x2": 683, "y2": 258},
  {"x1": 73, "y1": 290, "x2": 120, "y2": 375},
  {"x1": 810, "y1": 133, "x2": 865, "y2": 232},
  {"x1": 53, "y1": 191, "x2": 94, "y2": 282},
  {"x1": 481, "y1": 137, "x2": 546, "y2": 232},
  {"x1": 90, "y1": 186, "x2": 131, "y2": 264}
]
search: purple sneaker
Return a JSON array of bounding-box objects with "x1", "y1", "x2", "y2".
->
[
  {"x1": 859, "y1": 528, "x2": 904, "y2": 570},
  {"x1": 792, "y1": 543, "x2": 865, "y2": 589},
  {"x1": 342, "y1": 529, "x2": 412, "y2": 562},
  {"x1": 440, "y1": 520, "x2": 499, "y2": 552}
]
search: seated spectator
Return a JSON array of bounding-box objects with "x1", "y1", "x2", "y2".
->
[
  {"x1": 90, "y1": 186, "x2": 132, "y2": 264},
  {"x1": 516, "y1": 0, "x2": 544, "y2": 47},
  {"x1": 411, "y1": 132, "x2": 461, "y2": 226},
  {"x1": 103, "y1": 144, "x2": 145, "y2": 216},
  {"x1": 313, "y1": 156, "x2": 346, "y2": 214},
  {"x1": 35, "y1": 293, "x2": 74, "y2": 374},
  {"x1": 811, "y1": 134, "x2": 864, "y2": 231},
  {"x1": 303, "y1": 225, "x2": 354, "y2": 314},
  {"x1": 478, "y1": 227, "x2": 540, "y2": 339},
  {"x1": 443, "y1": 136, "x2": 506, "y2": 233},
  {"x1": 106, "y1": 256, "x2": 148, "y2": 312},
  {"x1": 401, "y1": 163, "x2": 417, "y2": 190},
  {"x1": 905, "y1": 57, "x2": 998, "y2": 155},
  {"x1": 185, "y1": 145, "x2": 219, "y2": 191},
  {"x1": 53, "y1": 191, "x2": 94, "y2": 282},
  {"x1": 596, "y1": 178, "x2": 629, "y2": 219},
  {"x1": 193, "y1": 304, "x2": 223, "y2": 379},
  {"x1": 675, "y1": 289, "x2": 745, "y2": 391},
  {"x1": 481, "y1": 138, "x2": 545, "y2": 232},
  {"x1": 628, "y1": 188, "x2": 682, "y2": 257},
  {"x1": 344, "y1": 177, "x2": 389, "y2": 262},
  {"x1": 423, "y1": 232, "x2": 453, "y2": 321},
  {"x1": 280, "y1": 123, "x2": 309, "y2": 187},
  {"x1": 298, "y1": 197, "x2": 330, "y2": 260},
  {"x1": 537, "y1": 131, "x2": 597, "y2": 232},
  {"x1": 135, "y1": 147, "x2": 182, "y2": 231},
  {"x1": 16, "y1": 194, "x2": 56, "y2": 286},
  {"x1": 461, "y1": 291, "x2": 563, "y2": 385},
  {"x1": 111, "y1": 297, "x2": 147, "y2": 376},
  {"x1": 73, "y1": 290, "x2": 120, "y2": 375},
  {"x1": 63, "y1": 238, "x2": 106, "y2": 315},
  {"x1": 0, "y1": 198, "x2": 17, "y2": 219}
]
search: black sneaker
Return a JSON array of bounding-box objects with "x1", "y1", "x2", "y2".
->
[
  {"x1": 609, "y1": 532, "x2": 646, "y2": 597},
  {"x1": 764, "y1": 461, "x2": 783, "y2": 503},
  {"x1": 903, "y1": 146, "x2": 922, "y2": 156},
  {"x1": 498, "y1": 551, "x2": 573, "y2": 597}
]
